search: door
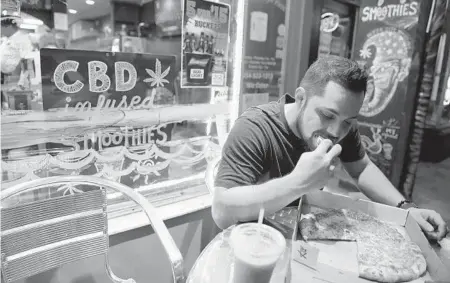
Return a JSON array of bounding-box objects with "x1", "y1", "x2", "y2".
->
[{"x1": 309, "y1": 0, "x2": 360, "y2": 65}]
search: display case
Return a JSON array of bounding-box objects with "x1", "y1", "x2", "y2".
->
[{"x1": 1, "y1": 0, "x2": 245, "y2": 219}]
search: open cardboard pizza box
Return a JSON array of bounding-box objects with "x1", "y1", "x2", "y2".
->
[{"x1": 288, "y1": 191, "x2": 450, "y2": 283}]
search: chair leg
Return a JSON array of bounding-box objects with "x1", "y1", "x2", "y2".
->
[
  {"x1": 200, "y1": 215, "x2": 220, "y2": 251},
  {"x1": 105, "y1": 254, "x2": 136, "y2": 283}
]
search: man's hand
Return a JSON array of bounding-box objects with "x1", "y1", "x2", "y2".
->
[
  {"x1": 289, "y1": 139, "x2": 342, "y2": 191},
  {"x1": 408, "y1": 208, "x2": 448, "y2": 241}
]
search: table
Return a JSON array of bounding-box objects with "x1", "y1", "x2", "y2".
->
[
  {"x1": 186, "y1": 207, "x2": 299, "y2": 283},
  {"x1": 186, "y1": 206, "x2": 450, "y2": 283}
]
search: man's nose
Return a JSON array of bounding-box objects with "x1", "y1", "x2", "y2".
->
[{"x1": 327, "y1": 125, "x2": 341, "y2": 141}]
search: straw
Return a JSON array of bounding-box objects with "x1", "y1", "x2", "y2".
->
[{"x1": 258, "y1": 207, "x2": 265, "y2": 225}]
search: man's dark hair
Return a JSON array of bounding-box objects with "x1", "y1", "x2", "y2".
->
[{"x1": 300, "y1": 55, "x2": 368, "y2": 96}]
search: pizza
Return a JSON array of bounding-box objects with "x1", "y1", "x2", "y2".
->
[
  {"x1": 357, "y1": 241, "x2": 426, "y2": 283},
  {"x1": 299, "y1": 207, "x2": 427, "y2": 283},
  {"x1": 300, "y1": 207, "x2": 358, "y2": 241}
]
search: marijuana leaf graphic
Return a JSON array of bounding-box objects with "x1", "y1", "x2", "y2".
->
[
  {"x1": 144, "y1": 59, "x2": 170, "y2": 87},
  {"x1": 57, "y1": 184, "x2": 83, "y2": 196},
  {"x1": 359, "y1": 48, "x2": 372, "y2": 59}
]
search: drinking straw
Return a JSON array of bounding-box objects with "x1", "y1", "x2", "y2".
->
[{"x1": 258, "y1": 207, "x2": 265, "y2": 225}]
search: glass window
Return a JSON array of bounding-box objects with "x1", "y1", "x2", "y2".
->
[
  {"x1": 317, "y1": 0, "x2": 355, "y2": 59},
  {"x1": 1, "y1": 0, "x2": 240, "y2": 209}
]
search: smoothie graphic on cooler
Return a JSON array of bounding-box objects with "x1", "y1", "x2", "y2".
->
[{"x1": 229, "y1": 223, "x2": 286, "y2": 283}]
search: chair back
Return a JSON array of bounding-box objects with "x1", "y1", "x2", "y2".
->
[
  {"x1": 1, "y1": 183, "x2": 108, "y2": 282},
  {"x1": 205, "y1": 157, "x2": 221, "y2": 194},
  {"x1": 1, "y1": 176, "x2": 185, "y2": 283}
]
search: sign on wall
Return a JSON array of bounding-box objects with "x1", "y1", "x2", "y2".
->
[
  {"x1": 352, "y1": 0, "x2": 427, "y2": 187},
  {"x1": 241, "y1": 0, "x2": 286, "y2": 112},
  {"x1": 40, "y1": 49, "x2": 177, "y2": 110},
  {"x1": 181, "y1": 0, "x2": 231, "y2": 88}
]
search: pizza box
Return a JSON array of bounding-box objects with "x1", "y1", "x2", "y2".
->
[{"x1": 288, "y1": 190, "x2": 450, "y2": 283}]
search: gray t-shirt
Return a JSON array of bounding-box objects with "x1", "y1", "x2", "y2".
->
[{"x1": 215, "y1": 95, "x2": 365, "y2": 206}]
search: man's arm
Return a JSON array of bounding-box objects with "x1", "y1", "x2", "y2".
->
[
  {"x1": 212, "y1": 176, "x2": 308, "y2": 230},
  {"x1": 343, "y1": 154, "x2": 404, "y2": 206},
  {"x1": 338, "y1": 126, "x2": 404, "y2": 206},
  {"x1": 212, "y1": 114, "x2": 306, "y2": 229},
  {"x1": 340, "y1": 128, "x2": 448, "y2": 240}
]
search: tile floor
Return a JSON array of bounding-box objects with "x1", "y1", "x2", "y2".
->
[{"x1": 413, "y1": 159, "x2": 450, "y2": 224}]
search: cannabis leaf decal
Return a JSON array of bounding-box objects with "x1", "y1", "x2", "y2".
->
[
  {"x1": 144, "y1": 59, "x2": 171, "y2": 87},
  {"x1": 57, "y1": 184, "x2": 83, "y2": 196}
]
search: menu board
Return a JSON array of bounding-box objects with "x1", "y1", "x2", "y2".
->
[
  {"x1": 181, "y1": 0, "x2": 231, "y2": 88},
  {"x1": 352, "y1": 0, "x2": 427, "y2": 187},
  {"x1": 241, "y1": 0, "x2": 286, "y2": 111}
]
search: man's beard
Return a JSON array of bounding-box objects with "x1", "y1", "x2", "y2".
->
[{"x1": 297, "y1": 112, "x2": 338, "y2": 151}]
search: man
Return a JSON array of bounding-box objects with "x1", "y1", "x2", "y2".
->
[
  {"x1": 1, "y1": 18, "x2": 34, "y2": 74},
  {"x1": 212, "y1": 56, "x2": 448, "y2": 243}
]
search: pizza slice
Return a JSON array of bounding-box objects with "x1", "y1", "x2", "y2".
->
[
  {"x1": 299, "y1": 207, "x2": 358, "y2": 241},
  {"x1": 298, "y1": 206, "x2": 427, "y2": 283},
  {"x1": 357, "y1": 240, "x2": 427, "y2": 283}
]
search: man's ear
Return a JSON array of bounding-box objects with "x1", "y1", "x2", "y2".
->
[{"x1": 294, "y1": 87, "x2": 307, "y2": 107}]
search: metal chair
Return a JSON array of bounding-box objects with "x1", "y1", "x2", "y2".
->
[
  {"x1": 0, "y1": 175, "x2": 185, "y2": 283},
  {"x1": 205, "y1": 156, "x2": 221, "y2": 195}
]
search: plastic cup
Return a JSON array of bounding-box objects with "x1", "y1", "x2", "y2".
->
[{"x1": 229, "y1": 223, "x2": 286, "y2": 283}]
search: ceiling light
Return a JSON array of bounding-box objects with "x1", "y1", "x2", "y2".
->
[
  {"x1": 23, "y1": 18, "x2": 43, "y2": 25},
  {"x1": 68, "y1": 9, "x2": 77, "y2": 14},
  {"x1": 86, "y1": 0, "x2": 95, "y2": 5},
  {"x1": 20, "y1": 23, "x2": 38, "y2": 30}
]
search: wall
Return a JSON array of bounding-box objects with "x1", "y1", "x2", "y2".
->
[
  {"x1": 282, "y1": 0, "x2": 315, "y2": 96},
  {"x1": 14, "y1": 209, "x2": 217, "y2": 283}
]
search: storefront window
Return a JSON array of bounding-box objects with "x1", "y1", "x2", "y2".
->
[{"x1": 1, "y1": 0, "x2": 240, "y2": 209}]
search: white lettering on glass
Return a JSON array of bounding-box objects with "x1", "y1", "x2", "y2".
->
[{"x1": 54, "y1": 60, "x2": 85, "y2": 93}]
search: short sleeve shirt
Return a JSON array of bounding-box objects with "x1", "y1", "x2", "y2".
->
[{"x1": 215, "y1": 95, "x2": 366, "y2": 206}]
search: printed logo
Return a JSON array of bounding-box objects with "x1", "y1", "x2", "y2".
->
[{"x1": 190, "y1": 69, "x2": 204, "y2": 79}]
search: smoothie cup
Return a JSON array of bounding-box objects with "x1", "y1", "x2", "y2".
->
[{"x1": 229, "y1": 223, "x2": 286, "y2": 283}]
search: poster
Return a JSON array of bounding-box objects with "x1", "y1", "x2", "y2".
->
[
  {"x1": 181, "y1": 0, "x2": 230, "y2": 88},
  {"x1": 241, "y1": 0, "x2": 286, "y2": 110},
  {"x1": 352, "y1": 0, "x2": 425, "y2": 185},
  {"x1": 39, "y1": 49, "x2": 177, "y2": 188}
]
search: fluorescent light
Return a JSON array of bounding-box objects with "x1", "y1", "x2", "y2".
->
[
  {"x1": 20, "y1": 23, "x2": 38, "y2": 30},
  {"x1": 86, "y1": 0, "x2": 95, "y2": 5},
  {"x1": 162, "y1": 26, "x2": 178, "y2": 32},
  {"x1": 23, "y1": 18, "x2": 43, "y2": 25},
  {"x1": 68, "y1": 9, "x2": 77, "y2": 14}
]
